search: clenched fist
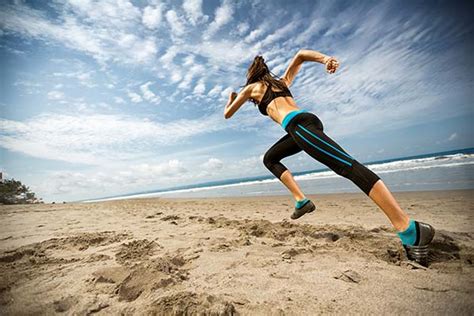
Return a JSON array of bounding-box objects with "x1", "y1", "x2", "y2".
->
[{"x1": 325, "y1": 57, "x2": 339, "y2": 74}]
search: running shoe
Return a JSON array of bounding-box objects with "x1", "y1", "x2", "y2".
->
[
  {"x1": 291, "y1": 199, "x2": 316, "y2": 220},
  {"x1": 402, "y1": 221, "x2": 435, "y2": 266}
]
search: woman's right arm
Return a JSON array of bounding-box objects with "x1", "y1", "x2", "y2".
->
[{"x1": 281, "y1": 49, "x2": 339, "y2": 86}]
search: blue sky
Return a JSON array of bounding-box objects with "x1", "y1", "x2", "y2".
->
[{"x1": 0, "y1": 0, "x2": 473, "y2": 202}]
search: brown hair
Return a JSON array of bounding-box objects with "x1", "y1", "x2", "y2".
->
[{"x1": 244, "y1": 55, "x2": 288, "y2": 105}]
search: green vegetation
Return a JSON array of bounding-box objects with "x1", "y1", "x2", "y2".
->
[{"x1": 0, "y1": 178, "x2": 42, "y2": 205}]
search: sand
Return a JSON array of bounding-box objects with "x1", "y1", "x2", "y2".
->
[{"x1": 0, "y1": 189, "x2": 473, "y2": 315}]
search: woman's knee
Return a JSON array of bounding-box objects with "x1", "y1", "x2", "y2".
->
[
  {"x1": 263, "y1": 152, "x2": 287, "y2": 179},
  {"x1": 335, "y1": 160, "x2": 381, "y2": 195},
  {"x1": 263, "y1": 151, "x2": 276, "y2": 170}
]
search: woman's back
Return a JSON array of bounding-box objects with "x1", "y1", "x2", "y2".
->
[{"x1": 250, "y1": 80, "x2": 299, "y2": 125}]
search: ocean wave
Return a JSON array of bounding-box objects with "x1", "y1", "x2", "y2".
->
[{"x1": 84, "y1": 152, "x2": 474, "y2": 202}]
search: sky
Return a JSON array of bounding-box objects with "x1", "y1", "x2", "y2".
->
[{"x1": 0, "y1": 0, "x2": 473, "y2": 202}]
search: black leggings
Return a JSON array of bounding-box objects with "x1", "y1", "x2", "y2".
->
[{"x1": 263, "y1": 112, "x2": 380, "y2": 196}]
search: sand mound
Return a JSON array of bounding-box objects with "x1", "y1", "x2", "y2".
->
[
  {"x1": 116, "y1": 256, "x2": 191, "y2": 302},
  {"x1": 0, "y1": 231, "x2": 129, "y2": 267},
  {"x1": 0, "y1": 231, "x2": 129, "y2": 263},
  {"x1": 89, "y1": 252, "x2": 193, "y2": 303},
  {"x1": 115, "y1": 239, "x2": 162, "y2": 265}
]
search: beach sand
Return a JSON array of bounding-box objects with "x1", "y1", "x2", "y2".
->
[{"x1": 0, "y1": 189, "x2": 473, "y2": 315}]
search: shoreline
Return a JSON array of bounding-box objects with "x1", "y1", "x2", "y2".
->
[{"x1": 81, "y1": 187, "x2": 474, "y2": 204}]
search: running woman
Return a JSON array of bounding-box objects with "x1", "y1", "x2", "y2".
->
[{"x1": 223, "y1": 49, "x2": 435, "y2": 263}]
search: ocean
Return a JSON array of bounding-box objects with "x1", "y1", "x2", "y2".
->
[{"x1": 83, "y1": 147, "x2": 474, "y2": 202}]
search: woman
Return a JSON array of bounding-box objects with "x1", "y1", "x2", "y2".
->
[{"x1": 223, "y1": 49, "x2": 435, "y2": 263}]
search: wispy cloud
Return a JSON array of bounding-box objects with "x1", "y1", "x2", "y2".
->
[
  {"x1": 140, "y1": 82, "x2": 161, "y2": 105},
  {"x1": 0, "y1": 2, "x2": 157, "y2": 65},
  {"x1": 142, "y1": 4, "x2": 163, "y2": 29},
  {"x1": 0, "y1": 109, "x2": 260, "y2": 166},
  {"x1": 204, "y1": 0, "x2": 234, "y2": 40},
  {"x1": 47, "y1": 90, "x2": 64, "y2": 100},
  {"x1": 182, "y1": 0, "x2": 208, "y2": 26},
  {"x1": 165, "y1": 9, "x2": 187, "y2": 37}
]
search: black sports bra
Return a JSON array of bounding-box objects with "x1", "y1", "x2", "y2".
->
[{"x1": 257, "y1": 82, "x2": 293, "y2": 116}]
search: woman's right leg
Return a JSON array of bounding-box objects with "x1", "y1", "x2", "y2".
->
[
  {"x1": 286, "y1": 113, "x2": 410, "y2": 230},
  {"x1": 284, "y1": 112, "x2": 435, "y2": 263},
  {"x1": 368, "y1": 180, "x2": 409, "y2": 231}
]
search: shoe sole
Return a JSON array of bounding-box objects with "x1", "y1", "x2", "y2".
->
[
  {"x1": 403, "y1": 244, "x2": 430, "y2": 265},
  {"x1": 291, "y1": 200, "x2": 316, "y2": 220},
  {"x1": 403, "y1": 223, "x2": 435, "y2": 266}
]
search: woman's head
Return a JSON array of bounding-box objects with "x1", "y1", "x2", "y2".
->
[
  {"x1": 244, "y1": 55, "x2": 288, "y2": 105},
  {"x1": 245, "y1": 55, "x2": 270, "y2": 85}
]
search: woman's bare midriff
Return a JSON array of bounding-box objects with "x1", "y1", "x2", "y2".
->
[{"x1": 251, "y1": 82, "x2": 300, "y2": 125}]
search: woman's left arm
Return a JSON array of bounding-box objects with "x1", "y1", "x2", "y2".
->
[{"x1": 224, "y1": 85, "x2": 252, "y2": 119}]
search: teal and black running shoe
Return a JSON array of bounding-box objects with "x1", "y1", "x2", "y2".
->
[
  {"x1": 402, "y1": 221, "x2": 435, "y2": 266},
  {"x1": 291, "y1": 199, "x2": 316, "y2": 220}
]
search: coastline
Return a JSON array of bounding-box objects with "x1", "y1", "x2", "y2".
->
[{"x1": 1, "y1": 189, "x2": 473, "y2": 314}]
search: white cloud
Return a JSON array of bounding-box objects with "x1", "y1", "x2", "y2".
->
[
  {"x1": 187, "y1": 39, "x2": 255, "y2": 67},
  {"x1": 47, "y1": 90, "x2": 64, "y2": 100},
  {"x1": 177, "y1": 64, "x2": 205, "y2": 90},
  {"x1": 170, "y1": 71, "x2": 182, "y2": 83},
  {"x1": 220, "y1": 87, "x2": 233, "y2": 100},
  {"x1": 65, "y1": 0, "x2": 141, "y2": 28},
  {"x1": 260, "y1": 21, "x2": 299, "y2": 47},
  {"x1": 53, "y1": 71, "x2": 96, "y2": 87},
  {"x1": 140, "y1": 81, "x2": 161, "y2": 104},
  {"x1": 183, "y1": 54, "x2": 195, "y2": 66},
  {"x1": 293, "y1": 18, "x2": 325, "y2": 45},
  {"x1": 208, "y1": 85, "x2": 223, "y2": 97},
  {"x1": 13, "y1": 79, "x2": 42, "y2": 95},
  {"x1": 131, "y1": 160, "x2": 187, "y2": 177},
  {"x1": 39, "y1": 159, "x2": 189, "y2": 198},
  {"x1": 165, "y1": 10, "x2": 186, "y2": 37},
  {"x1": 129, "y1": 37, "x2": 158, "y2": 64},
  {"x1": 236, "y1": 22, "x2": 250, "y2": 35},
  {"x1": 183, "y1": 0, "x2": 208, "y2": 25},
  {"x1": 0, "y1": 111, "x2": 257, "y2": 165},
  {"x1": 142, "y1": 4, "x2": 163, "y2": 29},
  {"x1": 193, "y1": 79, "x2": 206, "y2": 95},
  {"x1": 159, "y1": 45, "x2": 179, "y2": 69},
  {"x1": 0, "y1": 3, "x2": 157, "y2": 65},
  {"x1": 128, "y1": 91, "x2": 143, "y2": 103},
  {"x1": 201, "y1": 158, "x2": 224, "y2": 170},
  {"x1": 204, "y1": 0, "x2": 234, "y2": 40},
  {"x1": 243, "y1": 20, "x2": 273, "y2": 44}
]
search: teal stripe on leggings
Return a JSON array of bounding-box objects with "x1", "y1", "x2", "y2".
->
[
  {"x1": 295, "y1": 130, "x2": 353, "y2": 166},
  {"x1": 297, "y1": 124, "x2": 353, "y2": 161}
]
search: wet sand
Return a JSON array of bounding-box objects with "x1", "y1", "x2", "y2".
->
[{"x1": 0, "y1": 189, "x2": 473, "y2": 315}]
